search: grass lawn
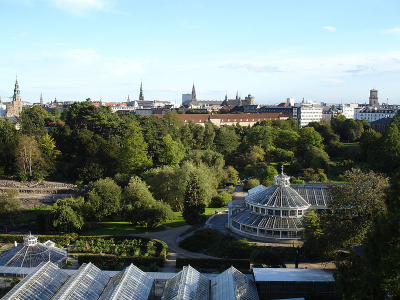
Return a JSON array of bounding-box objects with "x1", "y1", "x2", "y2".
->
[
  {"x1": 19, "y1": 206, "x2": 51, "y2": 223},
  {"x1": 163, "y1": 207, "x2": 226, "y2": 228},
  {"x1": 80, "y1": 222, "x2": 166, "y2": 236}
]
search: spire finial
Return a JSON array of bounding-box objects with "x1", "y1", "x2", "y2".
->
[{"x1": 281, "y1": 165, "x2": 284, "y2": 175}]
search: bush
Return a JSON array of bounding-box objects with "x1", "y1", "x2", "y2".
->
[
  {"x1": 210, "y1": 191, "x2": 232, "y2": 207},
  {"x1": 0, "y1": 234, "x2": 71, "y2": 246},
  {"x1": 77, "y1": 254, "x2": 164, "y2": 270},
  {"x1": 243, "y1": 179, "x2": 260, "y2": 191},
  {"x1": 176, "y1": 258, "x2": 250, "y2": 270},
  {"x1": 250, "y1": 247, "x2": 286, "y2": 268}
]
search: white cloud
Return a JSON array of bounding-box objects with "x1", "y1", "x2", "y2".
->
[
  {"x1": 322, "y1": 26, "x2": 337, "y2": 33},
  {"x1": 380, "y1": 28, "x2": 400, "y2": 34},
  {"x1": 321, "y1": 78, "x2": 345, "y2": 83},
  {"x1": 48, "y1": 0, "x2": 112, "y2": 15}
]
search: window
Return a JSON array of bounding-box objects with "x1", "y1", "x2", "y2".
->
[
  {"x1": 268, "y1": 209, "x2": 273, "y2": 215},
  {"x1": 288, "y1": 231, "x2": 296, "y2": 238},
  {"x1": 298, "y1": 210, "x2": 303, "y2": 216},
  {"x1": 274, "y1": 210, "x2": 281, "y2": 216},
  {"x1": 282, "y1": 210, "x2": 288, "y2": 216},
  {"x1": 290, "y1": 210, "x2": 296, "y2": 216}
]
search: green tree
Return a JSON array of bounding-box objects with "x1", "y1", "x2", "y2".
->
[
  {"x1": 15, "y1": 135, "x2": 43, "y2": 179},
  {"x1": 117, "y1": 121, "x2": 152, "y2": 174},
  {"x1": 182, "y1": 172, "x2": 207, "y2": 225},
  {"x1": 122, "y1": 176, "x2": 173, "y2": 228},
  {"x1": 302, "y1": 209, "x2": 324, "y2": 260},
  {"x1": 213, "y1": 126, "x2": 240, "y2": 155},
  {"x1": 210, "y1": 190, "x2": 232, "y2": 207},
  {"x1": 334, "y1": 175, "x2": 400, "y2": 299},
  {"x1": 46, "y1": 197, "x2": 85, "y2": 233},
  {"x1": 302, "y1": 146, "x2": 330, "y2": 171},
  {"x1": 375, "y1": 123, "x2": 400, "y2": 174},
  {"x1": 250, "y1": 247, "x2": 286, "y2": 268},
  {"x1": 0, "y1": 189, "x2": 21, "y2": 224},
  {"x1": 18, "y1": 105, "x2": 50, "y2": 139},
  {"x1": 86, "y1": 178, "x2": 121, "y2": 221},
  {"x1": 0, "y1": 118, "x2": 19, "y2": 175},
  {"x1": 359, "y1": 128, "x2": 381, "y2": 161},
  {"x1": 244, "y1": 145, "x2": 265, "y2": 167},
  {"x1": 159, "y1": 134, "x2": 185, "y2": 165},
  {"x1": 323, "y1": 169, "x2": 389, "y2": 253},
  {"x1": 260, "y1": 165, "x2": 278, "y2": 187},
  {"x1": 297, "y1": 127, "x2": 323, "y2": 155}
]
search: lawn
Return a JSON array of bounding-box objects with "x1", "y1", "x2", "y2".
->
[
  {"x1": 80, "y1": 222, "x2": 166, "y2": 236},
  {"x1": 163, "y1": 207, "x2": 225, "y2": 228}
]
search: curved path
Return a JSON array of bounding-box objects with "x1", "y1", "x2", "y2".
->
[{"x1": 135, "y1": 225, "x2": 215, "y2": 272}]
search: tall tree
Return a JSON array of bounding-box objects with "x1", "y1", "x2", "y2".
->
[
  {"x1": 117, "y1": 121, "x2": 152, "y2": 174},
  {"x1": 323, "y1": 169, "x2": 389, "y2": 253},
  {"x1": 158, "y1": 134, "x2": 185, "y2": 165},
  {"x1": 15, "y1": 135, "x2": 43, "y2": 178},
  {"x1": 0, "y1": 118, "x2": 19, "y2": 175},
  {"x1": 182, "y1": 172, "x2": 207, "y2": 225}
]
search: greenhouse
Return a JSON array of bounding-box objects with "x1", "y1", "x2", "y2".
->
[
  {"x1": 98, "y1": 264, "x2": 154, "y2": 300},
  {"x1": 161, "y1": 266, "x2": 259, "y2": 300},
  {"x1": 52, "y1": 263, "x2": 110, "y2": 300},
  {"x1": 229, "y1": 171, "x2": 332, "y2": 241},
  {"x1": 211, "y1": 267, "x2": 259, "y2": 300},
  {"x1": 162, "y1": 265, "x2": 210, "y2": 300},
  {"x1": 0, "y1": 234, "x2": 67, "y2": 268},
  {"x1": 2, "y1": 261, "x2": 69, "y2": 300},
  {"x1": 2, "y1": 261, "x2": 157, "y2": 300}
]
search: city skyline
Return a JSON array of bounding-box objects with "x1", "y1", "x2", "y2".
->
[{"x1": 1, "y1": 0, "x2": 400, "y2": 104}]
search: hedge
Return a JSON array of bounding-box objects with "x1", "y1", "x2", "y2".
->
[
  {"x1": 77, "y1": 254, "x2": 164, "y2": 270},
  {"x1": 176, "y1": 258, "x2": 250, "y2": 270},
  {"x1": 0, "y1": 234, "x2": 72, "y2": 246}
]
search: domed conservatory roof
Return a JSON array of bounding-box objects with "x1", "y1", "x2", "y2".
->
[
  {"x1": 231, "y1": 210, "x2": 304, "y2": 229},
  {"x1": 246, "y1": 171, "x2": 310, "y2": 209},
  {"x1": 0, "y1": 234, "x2": 67, "y2": 268}
]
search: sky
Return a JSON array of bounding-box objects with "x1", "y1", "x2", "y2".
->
[{"x1": 0, "y1": 0, "x2": 400, "y2": 105}]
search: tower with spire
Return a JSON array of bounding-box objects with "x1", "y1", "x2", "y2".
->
[
  {"x1": 6, "y1": 77, "x2": 23, "y2": 118},
  {"x1": 191, "y1": 83, "x2": 197, "y2": 102},
  {"x1": 40, "y1": 93, "x2": 43, "y2": 106},
  {"x1": 139, "y1": 81, "x2": 144, "y2": 101}
]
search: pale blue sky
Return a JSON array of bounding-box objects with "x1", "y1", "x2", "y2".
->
[{"x1": 1, "y1": 0, "x2": 400, "y2": 104}]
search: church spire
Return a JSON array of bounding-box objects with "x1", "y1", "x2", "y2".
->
[
  {"x1": 191, "y1": 83, "x2": 196, "y2": 101},
  {"x1": 139, "y1": 81, "x2": 144, "y2": 101}
]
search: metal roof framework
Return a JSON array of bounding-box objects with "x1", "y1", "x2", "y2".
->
[
  {"x1": 162, "y1": 266, "x2": 210, "y2": 300},
  {"x1": 2, "y1": 261, "x2": 69, "y2": 300},
  {"x1": 211, "y1": 267, "x2": 259, "y2": 300},
  {"x1": 99, "y1": 264, "x2": 154, "y2": 300},
  {"x1": 52, "y1": 262, "x2": 110, "y2": 300}
]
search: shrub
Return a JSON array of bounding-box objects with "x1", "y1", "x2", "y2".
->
[
  {"x1": 210, "y1": 191, "x2": 232, "y2": 207},
  {"x1": 243, "y1": 179, "x2": 260, "y2": 191},
  {"x1": 77, "y1": 254, "x2": 164, "y2": 270}
]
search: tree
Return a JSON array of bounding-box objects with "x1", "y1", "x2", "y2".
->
[
  {"x1": 0, "y1": 118, "x2": 19, "y2": 175},
  {"x1": 323, "y1": 169, "x2": 389, "y2": 253},
  {"x1": 334, "y1": 175, "x2": 400, "y2": 299},
  {"x1": 158, "y1": 134, "x2": 185, "y2": 165},
  {"x1": 182, "y1": 172, "x2": 207, "y2": 225},
  {"x1": 359, "y1": 128, "x2": 381, "y2": 161},
  {"x1": 0, "y1": 189, "x2": 21, "y2": 224},
  {"x1": 302, "y1": 146, "x2": 330, "y2": 171},
  {"x1": 18, "y1": 105, "x2": 49, "y2": 139},
  {"x1": 46, "y1": 197, "x2": 85, "y2": 233},
  {"x1": 244, "y1": 145, "x2": 265, "y2": 167},
  {"x1": 117, "y1": 121, "x2": 152, "y2": 174},
  {"x1": 297, "y1": 127, "x2": 323, "y2": 154},
  {"x1": 122, "y1": 176, "x2": 173, "y2": 228},
  {"x1": 375, "y1": 123, "x2": 400, "y2": 174},
  {"x1": 15, "y1": 135, "x2": 43, "y2": 179},
  {"x1": 260, "y1": 165, "x2": 278, "y2": 187},
  {"x1": 250, "y1": 247, "x2": 286, "y2": 268},
  {"x1": 213, "y1": 126, "x2": 240, "y2": 155},
  {"x1": 86, "y1": 178, "x2": 121, "y2": 221}
]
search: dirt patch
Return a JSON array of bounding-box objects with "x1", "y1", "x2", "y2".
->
[{"x1": 0, "y1": 180, "x2": 80, "y2": 209}]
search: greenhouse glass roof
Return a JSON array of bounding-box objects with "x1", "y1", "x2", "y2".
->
[
  {"x1": 231, "y1": 210, "x2": 303, "y2": 229},
  {"x1": 211, "y1": 267, "x2": 259, "y2": 300},
  {"x1": 0, "y1": 234, "x2": 67, "y2": 268},
  {"x1": 99, "y1": 264, "x2": 154, "y2": 300},
  {"x1": 2, "y1": 261, "x2": 69, "y2": 300},
  {"x1": 162, "y1": 265, "x2": 210, "y2": 300},
  {"x1": 52, "y1": 262, "x2": 110, "y2": 300}
]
